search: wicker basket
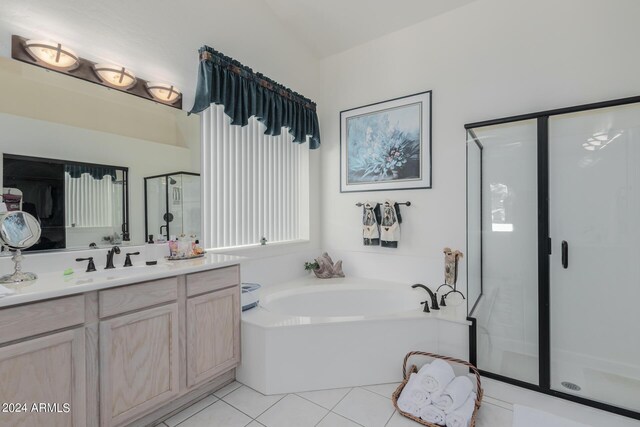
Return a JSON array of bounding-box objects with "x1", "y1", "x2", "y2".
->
[{"x1": 391, "y1": 351, "x2": 483, "y2": 427}]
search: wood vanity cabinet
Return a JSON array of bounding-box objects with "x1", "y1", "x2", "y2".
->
[
  {"x1": 0, "y1": 264, "x2": 241, "y2": 427},
  {"x1": 186, "y1": 286, "x2": 240, "y2": 387},
  {"x1": 99, "y1": 304, "x2": 180, "y2": 427},
  {"x1": 0, "y1": 295, "x2": 86, "y2": 427},
  {"x1": 0, "y1": 328, "x2": 86, "y2": 427}
]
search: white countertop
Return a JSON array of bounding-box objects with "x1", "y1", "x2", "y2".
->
[{"x1": 0, "y1": 253, "x2": 244, "y2": 308}]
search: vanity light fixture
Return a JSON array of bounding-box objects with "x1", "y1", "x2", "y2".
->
[
  {"x1": 11, "y1": 34, "x2": 182, "y2": 109},
  {"x1": 23, "y1": 39, "x2": 79, "y2": 70},
  {"x1": 93, "y1": 64, "x2": 137, "y2": 89},
  {"x1": 145, "y1": 82, "x2": 182, "y2": 105}
]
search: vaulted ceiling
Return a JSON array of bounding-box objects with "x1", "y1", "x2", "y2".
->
[
  {"x1": 264, "y1": 0, "x2": 476, "y2": 58},
  {"x1": 0, "y1": 0, "x2": 476, "y2": 108}
]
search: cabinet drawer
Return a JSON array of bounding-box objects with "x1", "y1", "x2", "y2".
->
[
  {"x1": 99, "y1": 277, "x2": 178, "y2": 318},
  {"x1": 186, "y1": 265, "x2": 239, "y2": 297},
  {"x1": 0, "y1": 295, "x2": 85, "y2": 344}
]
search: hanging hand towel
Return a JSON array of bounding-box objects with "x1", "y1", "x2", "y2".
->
[
  {"x1": 444, "y1": 392, "x2": 476, "y2": 427},
  {"x1": 380, "y1": 200, "x2": 401, "y2": 248},
  {"x1": 433, "y1": 375, "x2": 474, "y2": 413},
  {"x1": 362, "y1": 202, "x2": 380, "y2": 246}
]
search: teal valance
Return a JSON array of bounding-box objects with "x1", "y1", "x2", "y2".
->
[
  {"x1": 189, "y1": 46, "x2": 321, "y2": 149},
  {"x1": 65, "y1": 164, "x2": 116, "y2": 181}
]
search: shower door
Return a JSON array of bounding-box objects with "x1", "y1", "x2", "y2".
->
[
  {"x1": 548, "y1": 103, "x2": 640, "y2": 412},
  {"x1": 466, "y1": 96, "x2": 640, "y2": 418}
]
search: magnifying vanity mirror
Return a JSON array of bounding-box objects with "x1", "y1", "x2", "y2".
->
[{"x1": 0, "y1": 211, "x2": 41, "y2": 283}]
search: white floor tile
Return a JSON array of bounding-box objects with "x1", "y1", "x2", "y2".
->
[
  {"x1": 164, "y1": 394, "x2": 218, "y2": 426},
  {"x1": 214, "y1": 381, "x2": 244, "y2": 398},
  {"x1": 297, "y1": 387, "x2": 352, "y2": 410},
  {"x1": 475, "y1": 402, "x2": 513, "y2": 427},
  {"x1": 317, "y1": 412, "x2": 362, "y2": 427},
  {"x1": 385, "y1": 411, "x2": 419, "y2": 427},
  {"x1": 333, "y1": 388, "x2": 395, "y2": 427},
  {"x1": 257, "y1": 394, "x2": 328, "y2": 427},
  {"x1": 177, "y1": 400, "x2": 252, "y2": 427},
  {"x1": 361, "y1": 383, "x2": 400, "y2": 399},
  {"x1": 222, "y1": 385, "x2": 285, "y2": 418}
]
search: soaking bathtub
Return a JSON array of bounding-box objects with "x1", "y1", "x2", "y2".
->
[{"x1": 236, "y1": 276, "x2": 469, "y2": 395}]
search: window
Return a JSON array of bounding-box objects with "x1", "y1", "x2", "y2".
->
[{"x1": 201, "y1": 104, "x2": 309, "y2": 249}]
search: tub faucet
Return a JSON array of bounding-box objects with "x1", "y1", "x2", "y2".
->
[
  {"x1": 411, "y1": 284, "x2": 440, "y2": 312},
  {"x1": 105, "y1": 246, "x2": 120, "y2": 269}
]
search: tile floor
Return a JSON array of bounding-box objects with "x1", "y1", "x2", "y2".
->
[{"x1": 156, "y1": 380, "x2": 514, "y2": 427}]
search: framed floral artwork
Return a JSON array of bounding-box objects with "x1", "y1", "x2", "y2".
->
[{"x1": 340, "y1": 91, "x2": 431, "y2": 192}]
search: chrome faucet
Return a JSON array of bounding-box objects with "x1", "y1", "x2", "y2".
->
[
  {"x1": 105, "y1": 246, "x2": 121, "y2": 269},
  {"x1": 411, "y1": 283, "x2": 440, "y2": 312}
]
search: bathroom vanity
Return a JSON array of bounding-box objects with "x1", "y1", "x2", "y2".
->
[{"x1": 0, "y1": 256, "x2": 242, "y2": 427}]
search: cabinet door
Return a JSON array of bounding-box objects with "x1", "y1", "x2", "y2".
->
[
  {"x1": 0, "y1": 328, "x2": 86, "y2": 427},
  {"x1": 100, "y1": 304, "x2": 179, "y2": 427},
  {"x1": 186, "y1": 286, "x2": 240, "y2": 387}
]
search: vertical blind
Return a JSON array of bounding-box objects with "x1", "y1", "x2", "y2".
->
[
  {"x1": 202, "y1": 104, "x2": 306, "y2": 249},
  {"x1": 65, "y1": 172, "x2": 120, "y2": 228}
]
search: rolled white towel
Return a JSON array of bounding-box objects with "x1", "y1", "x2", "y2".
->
[
  {"x1": 434, "y1": 376, "x2": 474, "y2": 413},
  {"x1": 417, "y1": 359, "x2": 456, "y2": 396},
  {"x1": 402, "y1": 373, "x2": 431, "y2": 405},
  {"x1": 419, "y1": 404, "x2": 446, "y2": 426},
  {"x1": 398, "y1": 373, "x2": 431, "y2": 416},
  {"x1": 397, "y1": 398, "x2": 422, "y2": 418},
  {"x1": 445, "y1": 392, "x2": 476, "y2": 427}
]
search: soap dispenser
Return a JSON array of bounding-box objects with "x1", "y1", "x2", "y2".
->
[{"x1": 146, "y1": 235, "x2": 157, "y2": 265}]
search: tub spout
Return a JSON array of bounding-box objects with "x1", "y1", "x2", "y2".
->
[{"x1": 411, "y1": 284, "x2": 440, "y2": 311}]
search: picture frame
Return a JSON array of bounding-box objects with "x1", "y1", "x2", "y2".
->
[{"x1": 340, "y1": 90, "x2": 432, "y2": 192}]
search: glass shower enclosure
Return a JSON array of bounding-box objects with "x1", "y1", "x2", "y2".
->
[
  {"x1": 145, "y1": 172, "x2": 200, "y2": 242},
  {"x1": 466, "y1": 97, "x2": 640, "y2": 419}
]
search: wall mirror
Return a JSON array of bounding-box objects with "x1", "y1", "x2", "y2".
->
[
  {"x1": 3, "y1": 154, "x2": 128, "y2": 251},
  {"x1": 0, "y1": 55, "x2": 200, "y2": 252}
]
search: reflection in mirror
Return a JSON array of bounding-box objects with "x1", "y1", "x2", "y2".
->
[
  {"x1": 145, "y1": 172, "x2": 200, "y2": 242},
  {"x1": 2, "y1": 154, "x2": 128, "y2": 251}
]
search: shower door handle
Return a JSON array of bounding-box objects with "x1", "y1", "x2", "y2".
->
[{"x1": 561, "y1": 240, "x2": 568, "y2": 269}]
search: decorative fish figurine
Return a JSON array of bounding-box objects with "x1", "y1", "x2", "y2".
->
[{"x1": 313, "y1": 252, "x2": 345, "y2": 279}]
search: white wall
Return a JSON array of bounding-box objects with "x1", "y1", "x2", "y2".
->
[
  {"x1": 318, "y1": 0, "x2": 640, "y2": 295},
  {"x1": 0, "y1": 113, "x2": 193, "y2": 246}
]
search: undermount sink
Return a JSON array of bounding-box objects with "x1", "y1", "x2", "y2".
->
[{"x1": 73, "y1": 265, "x2": 159, "y2": 284}]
